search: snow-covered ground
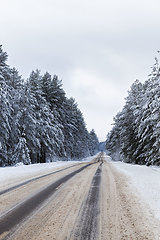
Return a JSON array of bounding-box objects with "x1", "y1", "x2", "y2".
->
[
  {"x1": 0, "y1": 161, "x2": 73, "y2": 183},
  {"x1": 2, "y1": 153, "x2": 159, "y2": 222},
  {"x1": 106, "y1": 155, "x2": 160, "y2": 221},
  {"x1": 0, "y1": 156, "x2": 94, "y2": 189}
]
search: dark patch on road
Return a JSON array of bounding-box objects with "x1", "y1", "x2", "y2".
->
[
  {"x1": 0, "y1": 162, "x2": 95, "y2": 239},
  {"x1": 0, "y1": 163, "x2": 83, "y2": 196},
  {"x1": 72, "y1": 162, "x2": 102, "y2": 240}
]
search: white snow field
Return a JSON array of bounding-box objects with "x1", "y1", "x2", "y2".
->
[{"x1": 105, "y1": 154, "x2": 160, "y2": 221}]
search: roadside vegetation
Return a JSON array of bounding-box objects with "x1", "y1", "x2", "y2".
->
[
  {"x1": 106, "y1": 57, "x2": 160, "y2": 166},
  {"x1": 0, "y1": 46, "x2": 99, "y2": 166}
]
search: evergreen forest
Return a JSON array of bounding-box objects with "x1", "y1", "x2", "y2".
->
[
  {"x1": 0, "y1": 46, "x2": 99, "y2": 166},
  {"x1": 106, "y1": 57, "x2": 160, "y2": 166}
]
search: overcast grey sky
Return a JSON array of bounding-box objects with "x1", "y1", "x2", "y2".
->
[{"x1": 1, "y1": 0, "x2": 160, "y2": 141}]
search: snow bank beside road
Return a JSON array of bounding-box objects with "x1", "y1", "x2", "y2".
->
[
  {"x1": 110, "y1": 158, "x2": 160, "y2": 221},
  {"x1": 0, "y1": 156, "x2": 95, "y2": 190},
  {"x1": 0, "y1": 161, "x2": 73, "y2": 181}
]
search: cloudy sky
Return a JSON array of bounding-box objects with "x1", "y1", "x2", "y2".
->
[{"x1": 1, "y1": 0, "x2": 160, "y2": 141}]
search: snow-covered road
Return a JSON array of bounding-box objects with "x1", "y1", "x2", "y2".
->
[
  {"x1": 108, "y1": 156, "x2": 160, "y2": 221},
  {"x1": 0, "y1": 156, "x2": 93, "y2": 192},
  {"x1": 0, "y1": 153, "x2": 160, "y2": 239}
]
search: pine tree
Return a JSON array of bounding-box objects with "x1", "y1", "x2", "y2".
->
[
  {"x1": 28, "y1": 70, "x2": 65, "y2": 162},
  {"x1": 106, "y1": 57, "x2": 160, "y2": 166},
  {"x1": 137, "y1": 59, "x2": 160, "y2": 165},
  {"x1": 0, "y1": 46, "x2": 94, "y2": 165},
  {"x1": 12, "y1": 132, "x2": 31, "y2": 165},
  {"x1": 0, "y1": 45, "x2": 12, "y2": 166},
  {"x1": 89, "y1": 129, "x2": 99, "y2": 156}
]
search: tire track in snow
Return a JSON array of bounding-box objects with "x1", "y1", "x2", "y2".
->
[
  {"x1": 71, "y1": 162, "x2": 102, "y2": 240},
  {"x1": 0, "y1": 163, "x2": 83, "y2": 196},
  {"x1": 0, "y1": 162, "x2": 96, "y2": 239}
]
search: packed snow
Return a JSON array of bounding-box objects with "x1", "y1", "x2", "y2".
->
[
  {"x1": 106, "y1": 155, "x2": 160, "y2": 221},
  {"x1": 1, "y1": 153, "x2": 160, "y2": 222},
  {"x1": 0, "y1": 156, "x2": 94, "y2": 190}
]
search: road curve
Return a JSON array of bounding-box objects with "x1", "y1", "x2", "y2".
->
[{"x1": 0, "y1": 153, "x2": 160, "y2": 240}]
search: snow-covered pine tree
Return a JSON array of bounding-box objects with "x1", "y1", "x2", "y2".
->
[
  {"x1": 88, "y1": 129, "x2": 99, "y2": 156},
  {"x1": 8, "y1": 68, "x2": 23, "y2": 90},
  {"x1": 137, "y1": 59, "x2": 160, "y2": 165},
  {"x1": 7, "y1": 68, "x2": 24, "y2": 160},
  {"x1": 28, "y1": 70, "x2": 65, "y2": 162},
  {"x1": 106, "y1": 111, "x2": 124, "y2": 161},
  {"x1": 41, "y1": 72, "x2": 66, "y2": 158},
  {"x1": 0, "y1": 46, "x2": 94, "y2": 165},
  {"x1": 0, "y1": 45, "x2": 12, "y2": 166},
  {"x1": 12, "y1": 131, "x2": 31, "y2": 165},
  {"x1": 60, "y1": 98, "x2": 78, "y2": 159},
  {"x1": 41, "y1": 72, "x2": 52, "y2": 102},
  {"x1": 48, "y1": 74, "x2": 66, "y2": 111},
  {"x1": 71, "y1": 104, "x2": 90, "y2": 159},
  {"x1": 106, "y1": 56, "x2": 160, "y2": 166}
]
